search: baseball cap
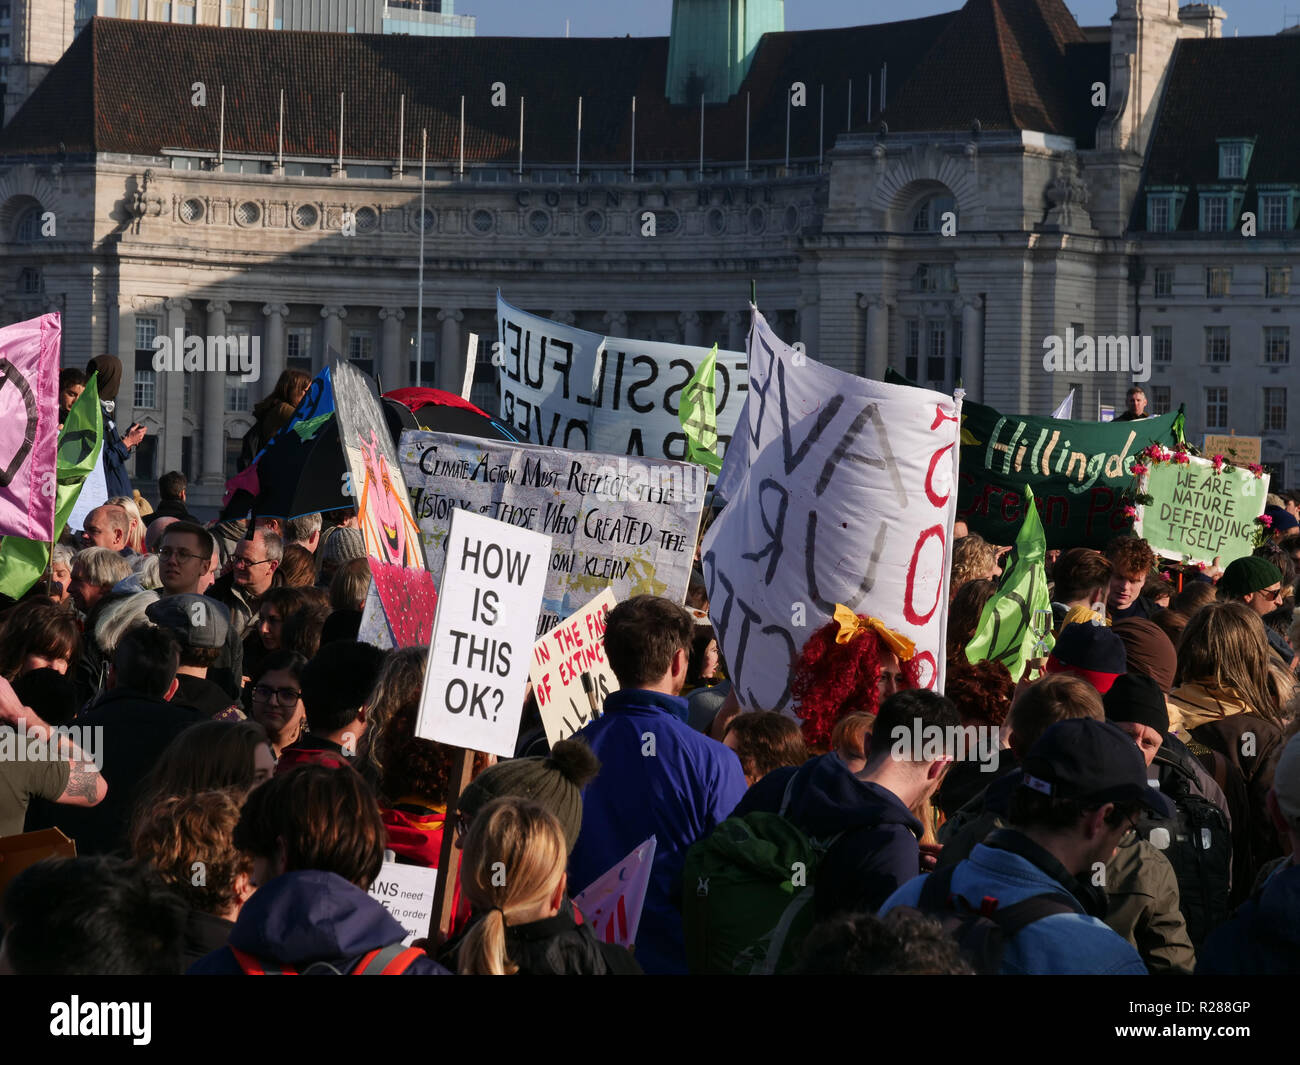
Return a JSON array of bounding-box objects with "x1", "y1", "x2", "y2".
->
[
  {"x1": 1045, "y1": 622, "x2": 1127, "y2": 694},
  {"x1": 1019, "y1": 717, "x2": 1174, "y2": 818},
  {"x1": 146, "y1": 593, "x2": 231, "y2": 649}
]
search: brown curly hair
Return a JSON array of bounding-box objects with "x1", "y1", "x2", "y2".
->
[
  {"x1": 1105, "y1": 535, "x2": 1156, "y2": 580},
  {"x1": 131, "y1": 789, "x2": 253, "y2": 917},
  {"x1": 943, "y1": 659, "x2": 1014, "y2": 728}
]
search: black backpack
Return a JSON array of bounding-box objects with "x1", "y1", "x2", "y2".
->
[
  {"x1": 902, "y1": 865, "x2": 1077, "y2": 974},
  {"x1": 1142, "y1": 752, "x2": 1233, "y2": 947}
]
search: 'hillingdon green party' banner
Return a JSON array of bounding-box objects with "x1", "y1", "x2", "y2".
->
[{"x1": 884, "y1": 371, "x2": 1183, "y2": 548}]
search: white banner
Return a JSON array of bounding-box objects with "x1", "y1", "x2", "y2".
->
[
  {"x1": 416, "y1": 508, "x2": 550, "y2": 758},
  {"x1": 496, "y1": 293, "x2": 747, "y2": 462},
  {"x1": 367, "y1": 861, "x2": 438, "y2": 946},
  {"x1": 529, "y1": 585, "x2": 619, "y2": 749},
  {"x1": 702, "y1": 308, "x2": 960, "y2": 712},
  {"x1": 67, "y1": 448, "x2": 108, "y2": 534},
  {"x1": 399, "y1": 430, "x2": 706, "y2": 637}
]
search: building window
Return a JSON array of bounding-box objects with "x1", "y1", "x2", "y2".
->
[
  {"x1": 1205, "y1": 326, "x2": 1230, "y2": 364},
  {"x1": 180, "y1": 435, "x2": 193, "y2": 482},
  {"x1": 14, "y1": 206, "x2": 42, "y2": 242},
  {"x1": 225, "y1": 380, "x2": 250, "y2": 413},
  {"x1": 183, "y1": 375, "x2": 192, "y2": 411},
  {"x1": 912, "y1": 264, "x2": 955, "y2": 294},
  {"x1": 911, "y1": 194, "x2": 956, "y2": 233},
  {"x1": 1147, "y1": 196, "x2": 1172, "y2": 233},
  {"x1": 348, "y1": 330, "x2": 374, "y2": 377},
  {"x1": 1265, "y1": 326, "x2": 1290, "y2": 365},
  {"x1": 409, "y1": 332, "x2": 436, "y2": 387},
  {"x1": 286, "y1": 327, "x2": 313, "y2": 372},
  {"x1": 1264, "y1": 388, "x2": 1287, "y2": 431},
  {"x1": 135, "y1": 316, "x2": 159, "y2": 352},
  {"x1": 904, "y1": 320, "x2": 920, "y2": 381},
  {"x1": 18, "y1": 267, "x2": 42, "y2": 293},
  {"x1": 176, "y1": 0, "x2": 195, "y2": 22},
  {"x1": 134, "y1": 435, "x2": 157, "y2": 481},
  {"x1": 1153, "y1": 267, "x2": 1174, "y2": 298},
  {"x1": 134, "y1": 369, "x2": 157, "y2": 409},
  {"x1": 1204, "y1": 387, "x2": 1228, "y2": 430},
  {"x1": 1266, "y1": 266, "x2": 1291, "y2": 298},
  {"x1": 926, "y1": 322, "x2": 946, "y2": 383},
  {"x1": 1261, "y1": 193, "x2": 1290, "y2": 232},
  {"x1": 1151, "y1": 386, "x2": 1171, "y2": 415},
  {"x1": 1152, "y1": 325, "x2": 1172, "y2": 364},
  {"x1": 1219, "y1": 143, "x2": 1244, "y2": 180},
  {"x1": 1201, "y1": 195, "x2": 1229, "y2": 233},
  {"x1": 1206, "y1": 267, "x2": 1232, "y2": 299}
]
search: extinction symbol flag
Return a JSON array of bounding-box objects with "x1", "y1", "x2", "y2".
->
[
  {"x1": 679, "y1": 344, "x2": 722, "y2": 474},
  {"x1": 0, "y1": 313, "x2": 60, "y2": 540}
]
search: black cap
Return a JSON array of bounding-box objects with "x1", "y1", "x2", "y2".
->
[{"x1": 1019, "y1": 718, "x2": 1174, "y2": 818}]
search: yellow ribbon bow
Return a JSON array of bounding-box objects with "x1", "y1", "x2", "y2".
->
[{"x1": 832, "y1": 603, "x2": 917, "y2": 662}]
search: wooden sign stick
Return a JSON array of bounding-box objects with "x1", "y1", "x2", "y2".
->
[{"x1": 429, "y1": 746, "x2": 475, "y2": 946}]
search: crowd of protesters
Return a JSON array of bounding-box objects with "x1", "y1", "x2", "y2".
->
[{"x1": 1, "y1": 367, "x2": 1299, "y2": 975}]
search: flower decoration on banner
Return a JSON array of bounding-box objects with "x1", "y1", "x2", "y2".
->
[
  {"x1": 1253, "y1": 512, "x2": 1273, "y2": 548},
  {"x1": 1247, "y1": 463, "x2": 1265, "y2": 479},
  {"x1": 1211, "y1": 454, "x2": 1226, "y2": 473}
]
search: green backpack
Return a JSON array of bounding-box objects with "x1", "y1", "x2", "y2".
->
[{"x1": 683, "y1": 784, "x2": 844, "y2": 975}]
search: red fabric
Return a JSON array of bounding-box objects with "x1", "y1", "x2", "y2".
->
[
  {"x1": 275, "y1": 746, "x2": 352, "y2": 774},
  {"x1": 1044, "y1": 654, "x2": 1121, "y2": 695},
  {"x1": 380, "y1": 805, "x2": 470, "y2": 930},
  {"x1": 383, "y1": 387, "x2": 486, "y2": 416}
]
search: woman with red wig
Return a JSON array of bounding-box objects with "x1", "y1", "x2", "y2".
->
[{"x1": 791, "y1": 604, "x2": 921, "y2": 750}]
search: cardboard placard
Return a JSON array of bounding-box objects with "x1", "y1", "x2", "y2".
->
[
  {"x1": 367, "y1": 861, "x2": 438, "y2": 945},
  {"x1": 0, "y1": 827, "x2": 76, "y2": 899},
  {"x1": 415, "y1": 508, "x2": 550, "y2": 758},
  {"x1": 529, "y1": 586, "x2": 619, "y2": 748},
  {"x1": 1136, "y1": 455, "x2": 1269, "y2": 565}
]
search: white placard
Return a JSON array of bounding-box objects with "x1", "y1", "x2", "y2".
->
[
  {"x1": 367, "y1": 861, "x2": 438, "y2": 945},
  {"x1": 702, "y1": 308, "x2": 961, "y2": 711},
  {"x1": 529, "y1": 585, "x2": 619, "y2": 749},
  {"x1": 415, "y1": 508, "x2": 551, "y2": 757},
  {"x1": 67, "y1": 447, "x2": 108, "y2": 534}
]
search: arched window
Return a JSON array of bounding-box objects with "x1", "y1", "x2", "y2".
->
[
  {"x1": 911, "y1": 194, "x2": 957, "y2": 233},
  {"x1": 14, "y1": 206, "x2": 42, "y2": 243}
]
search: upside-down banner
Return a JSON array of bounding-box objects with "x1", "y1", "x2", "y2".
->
[{"x1": 702, "y1": 308, "x2": 961, "y2": 711}]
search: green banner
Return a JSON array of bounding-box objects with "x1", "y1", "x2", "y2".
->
[
  {"x1": 965, "y1": 484, "x2": 1054, "y2": 681},
  {"x1": 0, "y1": 378, "x2": 103, "y2": 600},
  {"x1": 679, "y1": 342, "x2": 722, "y2": 474},
  {"x1": 1136, "y1": 455, "x2": 1267, "y2": 565}
]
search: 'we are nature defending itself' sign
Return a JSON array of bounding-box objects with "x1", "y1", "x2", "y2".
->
[{"x1": 1136, "y1": 455, "x2": 1268, "y2": 565}]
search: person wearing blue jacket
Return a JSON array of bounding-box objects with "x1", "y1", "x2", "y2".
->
[
  {"x1": 85, "y1": 355, "x2": 147, "y2": 499},
  {"x1": 190, "y1": 765, "x2": 450, "y2": 975},
  {"x1": 568, "y1": 595, "x2": 747, "y2": 975},
  {"x1": 881, "y1": 718, "x2": 1170, "y2": 975}
]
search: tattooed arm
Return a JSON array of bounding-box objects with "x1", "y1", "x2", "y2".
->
[{"x1": 56, "y1": 756, "x2": 107, "y2": 807}]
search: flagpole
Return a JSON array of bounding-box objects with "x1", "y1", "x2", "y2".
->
[{"x1": 416, "y1": 128, "x2": 427, "y2": 388}]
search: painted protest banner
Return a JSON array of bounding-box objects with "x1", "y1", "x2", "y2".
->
[
  {"x1": 496, "y1": 293, "x2": 747, "y2": 462},
  {"x1": 1135, "y1": 456, "x2": 1268, "y2": 566},
  {"x1": 367, "y1": 862, "x2": 438, "y2": 946},
  {"x1": 702, "y1": 309, "x2": 960, "y2": 712},
  {"x1": 399, "y1": 430, "x2": 706, "y2": 637},
  {"x1": 0, "y1": 313, "x2": 60, "y2": 541},
  {"x1": 1203, "y1": 434, "x2": 1261, "y2": 467},
  {"x1": 529, "y1": 586, "x2": 620, "y2": 748},
  {"x1": 572, "y1": 837, "x2": 656, "y2": 951},
  {"x1": 332, "y1": 359, "x2": 439, "y2": 647},
  {"x1": 415, "y1": 508, "x2": 550, "y2": 758},
  {"x1": 951, "y1": 389, "x2": 1182, "y2": 550}
]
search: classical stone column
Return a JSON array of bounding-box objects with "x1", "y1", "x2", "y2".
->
[
  {"x1": 960, "y1": 295, "x2": 985, "y2": 401},
  {"x1": 321, "y1": 305, "x2": 347, "y2": 361},
  {"x1": 437, "y1": 307, "x2": 463, "y2": 393},
  {"x1": 723, "y1": 309, "x2": 747, "y2": 352},
  {"x1": 859, "y1": 293, "x2": 892, "y2": 381},
  {"x1": 602, "y1": 310, "x2": 627, "y2": 337},
  {"x1": 114, "y1": 305, "x2": 136, "y2": 470},
  {"x1": 678, "y1": 310, "x2": 703, "y2": 347},
  {"x1": 261, "y1": 302, "x2": 288, "y2": 396},
  {"x1": 797, "y1": 295, "x2": 820, "y2": 354},
  {"x1": 163, "y1": 297, "x2": 191, "y2": 474},
  {"x1": 378, "y1": 307, "x2": 406, "y2": 392},
  {"x1": 202, "y1": 299, "x2": 231, "y2": 485}
]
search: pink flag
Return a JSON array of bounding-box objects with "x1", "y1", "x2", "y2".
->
[
  {"x1": 572, "y1": 837, "x2": 656, "y2": 951},
  {"x1": 0, "y1": 314, "x2": 60, "y2": 541}
]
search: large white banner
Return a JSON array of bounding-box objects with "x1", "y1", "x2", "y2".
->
[
  {"x1": 496, "y1": 293, "x2": 747, "y2": 462},
  {"x1": 399, "y1": 430, "x2": 706, "y2": 637},
  {"x1": 702, "y1": 309, "x2": 960, "y2": 712}
]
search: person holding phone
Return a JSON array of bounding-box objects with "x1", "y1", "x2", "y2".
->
[{"x1": 85, "y1": 355, "x2": 148, "y2": 498}]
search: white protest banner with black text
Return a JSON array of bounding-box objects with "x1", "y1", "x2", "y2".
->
[
  {"x1": 496, "y1": 293, "x2": 747, "y2": 462},
  {"x1": 416, "y1": 508, "x2": 550, "y2": 758},
  {"x1": 399, "y1": 430, "x2": 705, "y2": 636},
  {"x1": 367, "y1": 862, "x2": 438, "y2": 946},
  {"x1": 529, "y1": 586, "x2": 619, "y2": 748},
  {"x1": 702, "y1": 308, "x2": 960, "y2": 712}
]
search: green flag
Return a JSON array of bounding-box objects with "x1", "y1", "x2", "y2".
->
[
  {"x1": 679, "y1": 343, "x2": 722, "y2": 474},
  {"x1": 0, "y1": 377, "x2": 103, "y2": 600},
  {"x1": 964, "y1": 484, "x2": 1054, "y2": 681}
]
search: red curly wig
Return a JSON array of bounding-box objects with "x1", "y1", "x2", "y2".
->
[{"x1": 790, "y1": 616, "x2": 922, "y2": 750}]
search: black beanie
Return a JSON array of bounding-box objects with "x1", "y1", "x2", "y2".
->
[{"x1": 1103, "y1": 671, "x2": 1170, "y2": 736}]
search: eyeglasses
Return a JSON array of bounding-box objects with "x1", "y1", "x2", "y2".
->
[
  {"x1": 251, "y1": 684, "x2": 301, "y2": 706},
  {"x1": 233, "y1": 557, "x2": 275, "y2": 569},
  {"x1": 1258, "y1": 586, "x2": 1285, "y2": 602},
  {"x1": 157, "y1": 547, "x2": 205, "y2": 563}
]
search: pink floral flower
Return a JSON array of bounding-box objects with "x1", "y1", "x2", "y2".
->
[
  {"x1": 1132, "y1": 462, "x2": 1149, "y2": 477},
  {"x1": 1248, "y1": 463, "x2": 1264, "y2": 478},
  {"x1": 1122, "y1": 504, "x2": 1138, "y2": 519},
  {"x1": 1212, "y1": 455, "x2": 1225, "y2": 472},
  {"x1": 1259, "y1": 514, "x2": 1273, "y2": 528}
]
